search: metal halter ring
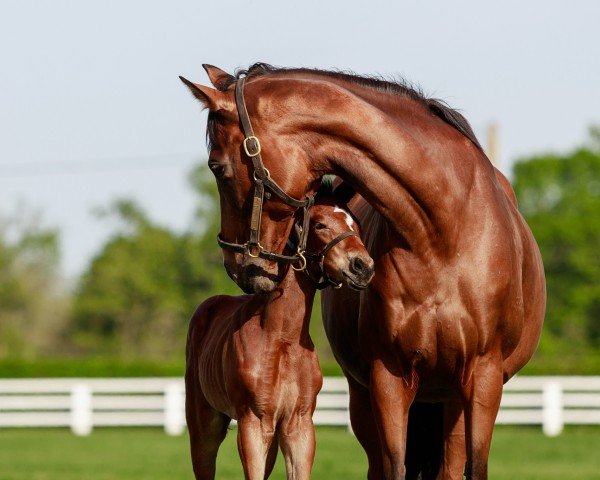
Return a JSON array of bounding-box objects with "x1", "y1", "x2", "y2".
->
[
  {"x1": 291, "y1": 250, "x2": 307, "y2": 271},
  {"x1": 253, "y1": 167, "x2": 270, "y2": 182},
  {"x1": 243, "y1": 136, "x2": 262, "y2": 157},
  {"x1": 245, "y1": 242, "x2": 263, "y2": 258}
]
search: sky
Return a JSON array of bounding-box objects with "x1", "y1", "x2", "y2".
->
[{"x1": 1, "y1": 0, "x2": 599, "y2": 277}]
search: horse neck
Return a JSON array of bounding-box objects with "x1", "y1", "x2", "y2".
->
[
  {"x1": 261, "y1": 268, "x2": 315, "y2": 342},
  {"x1": 293, "y1": 79, "x2": 488, "y2": 257}
]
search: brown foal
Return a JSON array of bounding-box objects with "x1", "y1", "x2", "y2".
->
[{"x1": 185, "y1": 192, "x2": 374, "y2": 480}]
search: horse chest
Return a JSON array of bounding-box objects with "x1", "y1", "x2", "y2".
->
[
  {"x1": 227, "y1": 329, "x2": 321, "y2": 419},
  {"x1": 372, "y1": 297, "x2": 480, "y2": 375}
]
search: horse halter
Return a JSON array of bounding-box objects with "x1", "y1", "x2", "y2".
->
[
  {"x1": 304, "y1": 230, "x2": 360, "y2": 290},
  {"x1": 216, "y1": 75, "x2": 315, "y2": 271}
]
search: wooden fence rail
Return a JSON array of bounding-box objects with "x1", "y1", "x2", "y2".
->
[{"x1": 1, "y1": 376, "x2": 599, "y2": 437}]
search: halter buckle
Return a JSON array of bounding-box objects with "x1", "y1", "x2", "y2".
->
[
  {"x1": 291, "y1": 249, "x2": 307, "y2": 272},
  {"x1": 253, "y1": 167, "x2": 270, "y2": 182},
  {"x1": 244, "y1": 241, "x2": 263, "y2": 258},
  {"x1": 243, "y1": 136, "x2": 262, "y2": 157}
]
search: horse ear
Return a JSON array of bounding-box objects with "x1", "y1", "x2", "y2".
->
[
  {"x1": 202, "y1": 64, "x2": 234, "y2": 89},
  {"x1": 333, "y1": 182, "x2": 356, "y2": 205},
  {"x1": 179, "y1": 76, "x2": 234, "y2": 112}
]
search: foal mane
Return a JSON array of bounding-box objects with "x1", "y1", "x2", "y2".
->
[{"x1": 216, "y1": 62, "x2": 482, "y2": 151}]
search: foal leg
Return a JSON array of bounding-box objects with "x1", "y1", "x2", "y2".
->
[
  {"x1": 278, "y1": 414, "x2": 317, "y2": 480},
  {"x1": 462, "y1": 353, "x2": 503, "y2": 480},
  {"x1": 237, "y1": 413, "x2": 277, "y2": 480},
  {"x1": 347, "y1": 375, "x2": 384, "y2": 479},
  {"x1": 437, "y1": 399, "x2": 466, "y2": 480},
  {"x1": 370, "y1": 361, "x2": 417, "y2": 480},
  {"x1": 186, "y1": 391, "x2": 231, "y2": 480}
]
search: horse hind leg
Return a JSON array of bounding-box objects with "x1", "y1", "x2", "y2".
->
[
  {"x1": 187, "y1": 398, "x2": 231, "y2": 480},
  {"x1": 347, "y1": 375, "x2": 384, "y2": 479},
  {"x1": 436, "y1": 399, "x2": 466, "y2": 480},
  {"x1": 186, "y1": 325, "x2": 231, "y2": 479},
  {"x1": 263, "y1": 435, "x2": 279, "y2": 479},
  {"x1": 405, "y1": 402, "x2": 444, "y2": 480}
]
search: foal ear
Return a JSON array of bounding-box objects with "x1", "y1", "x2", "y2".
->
[
  {"x1": 179, "y1": 76, "x2": 234, "y2": 112},
  {"x1": 333, "y1": 182, "x2": 356, "y2": 205},
  {"x1": 202, "y1": 64, "x2": 234, "y2": 89}
]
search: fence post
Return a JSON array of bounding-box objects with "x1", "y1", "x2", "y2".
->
[
  {"x1": 164, "y1": 382, "x2": 185, "y2": 435},
  {"x1": 345, "y1": 393, "x2": 354, "y2": 434},
  {"x1": 70, "y1": 384, "x2": 92, "y2": 436},
  {"x1": 542, "y1": 380, "x2": 563, "y2": 437}
]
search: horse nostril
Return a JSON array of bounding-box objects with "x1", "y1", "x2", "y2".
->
[{"x1": 350, "y1": 256, "x2": 367, "y2": 275}]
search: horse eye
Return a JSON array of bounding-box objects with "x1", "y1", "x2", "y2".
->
[
  {"x1": 208, "y1": 162, "x2": 229, "y2": 179},
  {"x1": 314, "y1": 222, "x2": 327, "y2": 230}
]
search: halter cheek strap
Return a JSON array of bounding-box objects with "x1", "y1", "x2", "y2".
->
[
  {"x1": 304, "y1": 230, "x2": 360, "y2": 289},
  {"x1": 216, "y1": 76, "x2": 314, "y2": 269}
]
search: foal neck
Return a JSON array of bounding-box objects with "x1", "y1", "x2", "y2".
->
[{"x1": 260, "y1": 268, "x2": 316, "y2": 342}]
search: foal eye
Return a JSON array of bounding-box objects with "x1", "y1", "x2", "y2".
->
[{"x1": 314, "y1": 222, "x2": 327, "y2": 230}]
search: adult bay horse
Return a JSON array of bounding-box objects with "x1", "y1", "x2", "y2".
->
[
  {"x1": 180, "y1": 63, "x2": 546, "y2": 480},
  {"x1": 186, "y1": 187, "x2": 374, "y2": 480},
  {"x1": 322, "y1": 179, "x2": 525, "y2": 480}
]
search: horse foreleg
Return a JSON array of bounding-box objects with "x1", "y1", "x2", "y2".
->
[
  {"x1": 278, "y1": 414, "x2": 317, "y2": 480},
  {"x1": 436, "y1": 399, "x2": 466, "y2": 480},
  {"x1": 370, "y1": 361, "x2": 417, "y2": 480},
  {"x1": 347, "y1": 375, "x2": 384, "y2": 479},
  {"x1": 462, "y1": 353, "x2": 503, "y2": 480},
  {"x1": 237, "y1": 414, "x2": 276, "y2": 480}
]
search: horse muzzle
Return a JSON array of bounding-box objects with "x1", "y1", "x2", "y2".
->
[
  {"x1": 342, "y1": 254, "x2": 375, "y2": 291},
  {"x1": 239, "y1": 258, "x2": 282, "y2": 294}
]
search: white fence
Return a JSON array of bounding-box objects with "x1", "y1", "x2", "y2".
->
[{"x1": 1, "y1": 376, "x2": 599, "y2": 437}]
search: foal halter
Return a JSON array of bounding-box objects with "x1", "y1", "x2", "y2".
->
[
  {"x1": 216, "y1": 75, "x2": 315, "y2": 270},
  {"x1": 304, "y1": 230, "x2": 360, "y2": 289}
]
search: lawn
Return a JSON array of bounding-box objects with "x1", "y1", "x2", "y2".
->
[{"x1": 0, "y1": 426, "x2": 598, "y2": 479}]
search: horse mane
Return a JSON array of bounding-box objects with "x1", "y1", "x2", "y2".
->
[
  {"x1": 315, "y1": 175, "x2": 337, "y2": 198},
  {"x1": 217, "y1": 62, "x2": 482, "y2": 151}
]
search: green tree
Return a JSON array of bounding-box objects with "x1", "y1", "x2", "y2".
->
[
  {"x1": 513, "y1": 129, "x2": 600, "y2": 367},
  {"x1": 71, "y1": 164, "x2": 237, "y2": 360},
  {"x1": 0, "y1": 206, "x2": 67, "y2": 359},
  {"x1": 183, "y1": 163, "x2": 239, "y2": 296}
]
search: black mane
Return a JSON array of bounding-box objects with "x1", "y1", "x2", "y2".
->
[
  {"x1": 315, "y1": 175, "x2": 337, "y2": 198},
  {"x1": 217, "y1": 62, "x2": 482, "y2": 151}
]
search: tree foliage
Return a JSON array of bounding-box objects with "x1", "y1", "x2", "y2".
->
[
  {"x1": 513, "y1": 131, "x2": 600, "y2": 360},
  {"x1": 0, "y1": 207, "x2": 67, "y2": 359},
  {"x1": 5, "y1": 130, "x2": 600, "y2": 374},
  {"x1": 71, "y1": 165, "x2": 237, "y2": 359}
]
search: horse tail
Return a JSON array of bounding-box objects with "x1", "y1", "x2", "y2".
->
[{"x1": 405, "y1": 402, "x2": 444, "y2": 480}]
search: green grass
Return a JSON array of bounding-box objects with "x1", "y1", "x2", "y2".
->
[
  {"x1": 0, "y1": 358, "x2": 186, "y2": 378},
  {"x1": 0, "y1": 426, "x2": 598, "y2": 479},
  {"x1": 0, "y1": 357, "x2": 344, "y2": 379}
]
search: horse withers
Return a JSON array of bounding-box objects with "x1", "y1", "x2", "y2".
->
[{"x1": 185, "y1": 186, "x2": 374, "y2": 480}]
